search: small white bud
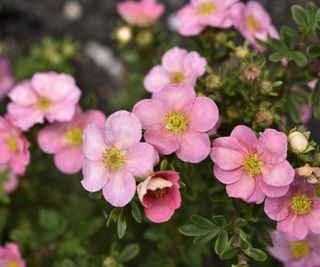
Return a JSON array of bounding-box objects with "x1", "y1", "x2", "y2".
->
[
  {"x1": 288, "y1": 131, "x2": 308, "y2": 153},
  {"x1": 116, "y1": 26, "x2": 132, "y2": 44}
]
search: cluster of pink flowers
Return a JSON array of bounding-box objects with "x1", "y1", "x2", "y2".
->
[{"x1": 0, "y1": 243, "x2": 25, "y2": 267}]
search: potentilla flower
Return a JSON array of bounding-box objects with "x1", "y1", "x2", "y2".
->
[
  {"x1": 230, "y1": 1, "x2": 279, "y2": 52},
  {"x1": 8, "y1": 72, "x2": 81, "y2": 131},
  {"x1": 265, "y1": 174, "x2": 320, "y2": 241},
  {"x1": 137, "y1": 170, "x2": 181, "y2": 223},
  {"x1": 38, "y1": 108, "x2": 105, "y2": 174},
  {"x1": 82, "y1": 110, "x2": 156, "y2": 207},
  {"x1": 0, "y1": 165, "x2": 19, "y2": 194},
  {"x1": 133, "y1": 85, "x2": 219, "y2": 163},
  {"x1": 0, "y1": 116, "x2": 30, "y2": 175},
  {"x1": 176, "y1": 0, "x2": 238, "y2": 36},
  {"x1": 117, "y1": 0, "x2": 164, "y2": 27},
  {"x1": 268, "y1": 231, "x2": 320, "y2": 267},
  {"x1": 0, "y1": 243, "x2": 26, "y2": 267},
  {"x1": 0, "y1": 57, "x2": 14, "y2": 100},
  {"x1": 211, "y1": 125, "x2": 295, "y2": 204},
  {"x1": 144, "y1": 47, "x2": 207, "y2": 93}
]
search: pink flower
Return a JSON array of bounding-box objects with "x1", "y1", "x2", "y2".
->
[
  {"x1": 133, "y1": 85, "x2": 219, "y2": 163},
  {"x1": 0, "y1": 57, "x2": 14, "y2": 100},
  {"x1": 265, "y1": 174, "x2": 320, "y2": 241},
  {"x1": 38, "y1": 108, "x2": 105, "y2": 174},
  {"x1": 82, "y1": 110, "x2": 156, "y2": 207},
  {"x1": 7, "y1": 72, "x2": 81, "y2": 131},
  {"x1": 117, "y1": 0, "x2": 164, "y2": 27},
  {"x1": 144, "y1": 47, "x2": 207, "y2": 94},
  {"x1": 230, "y1": 1, "x2": 279, "y2": 52},
  {"x1": 211, "y1": 125, "x2": 295, "y2": 204},
  {"x1": 0, "y1": 243, "x2": 26, "y2": 267},
  {"x1": 0, "y1": 165, "x2": 19, "y2": 194},
  {"x1": 176, "y1": 0, "x2": 238, "y2": 36},
  {"x1": 268, "y1": 231, "x2": 320, "y2": 267},
  {"x1": 137, "y1": 170, "x2": 181, "y2": 223},
  {"x1": 0, "y1": 116, "x2": 30, "y2": 175},
  {"x1": 301, "y1": 104, "x2": 312, "y2": 125}
]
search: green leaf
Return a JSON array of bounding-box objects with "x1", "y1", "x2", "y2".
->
[
  {"x1": 310, "y1": 80, "x2": 320, "y2": 119},
  {"x1": 130, "y1": 201, "x2": 142, "y2": 223},
  {"x1": 160, "y1": 159, "x2": 168, "y2": 171},
  {"x1": 194, "y1": 231, "x2": 219, "y2": 245},
  {"x1": 117, "y1": 244, "x2": 140, "y2": 263},
  {"x1": 292, "y1": 5, "x2": 307, "y2": 28},
  {"x1": 292, "y1": 51, "x2": 307, "y2": 67},
  {"x1": 307, "y1": 45, "x2": 320, "y2": 58},
  {"x1": 269, "y1": 52, "x2": 285, "y2": 62},
  {"x1": 244, "y1": 248, "x2": 267, "y2": 262},
  {"x1": 190, "y1": 215, "x2": 216, "y2": 229},
  {"x1": 179, "y1": 224, "x2": 214, "y2": 236},
  {"x1": 117, "y1": 212, "x2": 127, "y2": 239},
  {"x1": 220, "y1": 247, "x2": 241, "y2": 260},
  {"x1": 212, "y1": 215, "x2": 227, "y2": 227},
  {"x1": 214, "y1": 231, "x2": 229, "y2": 255}
]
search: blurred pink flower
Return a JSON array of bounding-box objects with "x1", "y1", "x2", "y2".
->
[
  {"x1": 0, "y1": 165, "x2": 19, "y2": 194},
  {"x1": 211, "y1": 126, "x2": 294, "y2": 204},
  {"x1": 137, "y1": 170, "x2": 181, "y2": 223},
  {"x1": 301, "y1": 104, "x2": 312, "y2": 124},
  {"x1": 0, "y1": 116, "x2": 30, "y2": 175},
  {"x1": 176, "y1": 0, "x2": 238, "y2": 36},
  {"x1": 82, "y1": 110, "x2": 156, "y2": 207},
  {"x1": 265, "y1": 174, "x2": 320, "y2": 241},
  {"x1": 117, "y1": 0, "x2": 164, "y2": 27},
  {"x1": 133, "y1": 85, "x2": 219, "y2": 163},
  {"x1": 0, "y1": 243, "x2": 25, "y2": 267},
  {"x1": 38, "y1": 108, "x2": 105, "y2": 174},
  {"x1": 268, "y1": 231, "x2": 320, "y2": 267},
  {"x1": 8, "y1": 72, "x2": 81, "y2": 131},
  {"x1": 0, "y1": 57, "x2": 14, "y2": 100},
  {"x1": 230, "y1": 1, "x2": 279, "y2": 52},
  {"x1": 144, "y1": 47, "x2": 207, "y2": 93}
]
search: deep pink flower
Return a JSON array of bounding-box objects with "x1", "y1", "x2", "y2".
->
[
  {"x1": 230, "y1": 1, "x2": 279, "y2": 52},
  {"x1": 0, "y1": 243, "x2": 26, "y2": 267},
  {"x1": 176, "y1": 0, "x2": 238, "y2": 36},
  {"x1": 38, "y1": 108, "x2": 105, "y2": 174},
  {"x1": 144, "y1": 47, "x2": 207, "y2": 93},
  {"x1": 8, "y1": 72, "x2": 81, "y2": 131},
  {"x1": 0, "y1": 57, "x2": 14, "y2": 100},
  {"x1": 117, "y1": 0, "x2": 164, "y2": 27},
  {"x1": 133, "y1": 85, "x2": 219, "y2": 163},
  {"x1": 137, "y1": 170, "x2": 181, "y2": 223},
  {"x1": 0, "y1": 165, "x2": 19, "y2": 194},
  {"x1": 268, "y1": 231, "x2": 320, "y2": 267},
  {"x1": 265, "y1": 174, "x2": 320, "y2": 241},
  {"x1": 0, "y1": 116, "x2": 30, "y2": 175},
  {"x1": 211, "y1": 125, "x2": 295, "y2": 204},
  {"x1": 82, "y1": 110, "x2": 156, "y2": 207}
]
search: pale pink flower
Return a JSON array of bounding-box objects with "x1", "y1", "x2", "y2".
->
[
  {"x1": 144, "y1": 47, "x2": 207, "y2": 93},
  {"x1": 117, "y1": 0, "x2": 164, "y2": 27},
  {"x1": 0, "y1": 57, "x2": 14, "y2": 100},
  {"x1": 230, "y1": 1, "x2": 279, "y2": 52},
  {"x1": 8, "y1": 72, "x2": 81, "y2": 131},
  {"x1": 268, "y1": 231, "x2": 320, "y2": 267},
  {"x1": 38, "y1": 108, "x2": 105, "y2": 174},
  {"x1": 265, "y1": 174, "x2": 320, "y2": 241},
  {"x1": 82, "y1": 110, "x2": 156, "y2": 207},
  {"x1": 0, "y1": 116, "x2": 30, "y2": 175},
  {"x1": 0, "y1": 243, "x2": 26, "y2": 267},
  {"x1": 211, "y1": 125, "x2": 295, "y2": 204},
  {"x1": 133, "y1": 85, "x2": 219, "y2": 163},
  {"x1": 0, "y1": 165, "x2": 19, "y2": 194},
  {"x1": 137, "y1": 170, "x2": 181, "y2": 223},
  {"x1": 176, "y1": 0, "x2": 238, "y2": 36}
]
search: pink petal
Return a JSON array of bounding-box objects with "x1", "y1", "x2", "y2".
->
[
  {"x1": 261, "y1": 161, "x2": 295, "y2": 187},
  {"x1": 246, "y1": 181, "x2": 265, "y2": 204},
  {"x1": 81, "y1": 159, "x2": 109, "y2": 192},
  {"x1": 144, "y1": 194, "x2": 176, "y2": 223},
  {"x1": 183, "y1": 51, "x2": 207, "y2": 76},
  {"x1": 267, "y1": 231, "x2": 292, "y2": 262},
  {"x1": 258, "y1": 175, "x2": 289, "y2": 198},
  {"x1": 83, "y1": 109, "x2": 106, "y2": 127},
  {"x1": 226, "y1": 172, "x2": 255, "y2": 201},
  {"x1": 38, "y1": 124, "x2": 67, "y2": 153},
  {"x1": 132, "y1": 99, "x2": 166, "y2": 131},
  {"x1": 305, "y1": 209, "x2": 320, "y2": 235},
  {"x1": 104, "y1": 111, "x2": 142, "y2": 149},
  {"x1": 144, "y1": 66, "x2": 170, "y2": 93},
  {"x1": 188, "y1": 97, "x2": 219, "y2": 132},
  {"x1": 51, "y1": 73, "x2": 81, "y2": 101},
  {"x1": 214, "y1": 165, "x2": 243, "y2": 184},
  {"x1": 0, "y1": 140, "x2": 11, "y2": 164},
  {"x1": 125, "y1": 142, "x2": 155, "y2": 177},
  {"x1": 31, "y1": 72, "x2": 55, "y2": 96},
  {"x1": 54, "y1": 147, "x2": 83, "y2": 174},
  {"x1": 264, "y1": 196, "x2": 291, "y2": 221},
  {"x1": 8, "y1": 81, "x2": 37, "y2": 105},
  {"x1": 162, "y1": 47, "x2": 187, "y2": 72},
  {"x1": 212, "y1": 136, "x2": 248, "y2": 154},
  {"x1": 144, "y1": 128, "x2": 179, "y2": 155},
  {"x1": 211, "y1": 146, "x2": 245, "y2": 170},
  {"x1": 277, "y1": 215, "x2": 309, "y2": 241},
  {"x1": 231, "y1": 125, "x2": 258, "y2": 153},
  {"x1": 176, "y1": 131, "x2": 210, "y2": 163},
  {"x1": 102, "y1": 170, "x2": 136, "y2": 207},
  {"x1": 46, "y1": 103, "x2": 77, "y2": 123},
  {"x1": 83, "y1": 124, "x2": 107, "y2": 161},
  {"x1": 177, "y1": 5, "x2": 204, "y2": 36}
]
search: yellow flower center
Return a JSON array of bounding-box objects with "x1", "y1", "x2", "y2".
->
[
  {"x1": 165, "y1": 112, "x2": 188, "y2": 134},
  {"x1": 148, "y1": 188, "x2": 168, "y2": 199},
  {"x1": 291, "y1": 194, "x2": 312, "y2": 216},
  {"x1": 36, "y1": 96, "x2": 52, "y2": 111},
  {"x1": 242, "y1": 153, "x2": 263, "y2": 176},
  {"x1": 198, "y1": 2, "x2": 217, "y2": 16},
  {"x1": 6, "y1": 135, "x2": 19, "y2": 153},
  {"x1": 66, "y1": 127, "x2": 83, "y2": 146},
  {"x1": 170, "y1": 72, "x2": 185, "y2": 84},
  {"x1": 246, "y1": 15, "x2": 261, "y2": 31},
  {"x1": 290, "y1": 241, "x2": 310, "y2": 260},
  {"x1": 102, "y1": 147, "x2": 124, "y2": 170},
  {"x1": 8, "y1": 260, "x2": 20, "y2": 267}
]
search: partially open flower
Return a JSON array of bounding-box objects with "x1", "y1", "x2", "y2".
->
[
  {"x1": 298, "y1": 164, "x2": 320, "y2": 185},
  {"x1": 244, "y1": 66, "x2": 261, "y2": 81},
  {"x1": 288, "y1": 131, "x2": 309, "y2": 154},
  {"x1": 0, "y1": 243, "x2": 25, "y2": 267},
  {"x1": 137, "y1": 171, "x2": 181, "y2": 223}
]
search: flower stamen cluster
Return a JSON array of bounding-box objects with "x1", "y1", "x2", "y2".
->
[{"x1": 291, "y1": 194, "x2": 312, "y2": 216}]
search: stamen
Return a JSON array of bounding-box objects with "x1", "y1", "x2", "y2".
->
[
  {"x1": 291, "y1": 194, "x2": 312, "y2": 216},
  {"x1": 165, "y1": 112, "x2": 188, "y2": 134},
  {"x1": 147, "y1": 188, "x2": 168, "y2": 199},
  {"x1": 290, "y1": 241, "x2": 310, "y2": 260},
  {"x1": 170, "y1": 72, "x2": 185, "y2": 84},
  {"x1": 102, "y1": 147, "x2": 124, "y2": 170},
  {"x1": 36, "y1": 97, "x2": 52, "y2": 111},
  {"x1": 198, "y1": 2, "x2": 216, "y2": 16},
  {"x1": 242, "y1": 153, "x2": 263, "y2": 176},
  {"x1": 246, "y1": 15, "x2": 261, "y2": 31},
  {"x1": 66, "y1": 127, "x2": 83, "y2": 146},
  {"x1": 6, "y1": 136, "x2": 19, "y2": 153}
]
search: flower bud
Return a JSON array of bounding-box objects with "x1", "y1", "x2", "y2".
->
[
  {"x1": 235, "y1": 46, "x2": 249, "y2": 60},
  {"x1": 255, "y1": 110, "x2": 274, "y2": 128},
  {"x1": 102, "y1": 257, "x2": 117, "y2": 267},
  {"x1": 136, "y1": 30, "x2": 153, "y2": 47},
  {"x1": 115, "y1": 26, "x2": 132, "y2": 44},
  {"x1": 260, "y1": 80, "x2": 273, "y2": 94},
  {"x1": 244, "y1": 66, "x2": 261, "y2": 81},
  {"x1": 205, "y1": 74, "x2": 221, "y2": 90},
  {"x1": 288, "y1": 131, "x2": 309, "y2": 153}
]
